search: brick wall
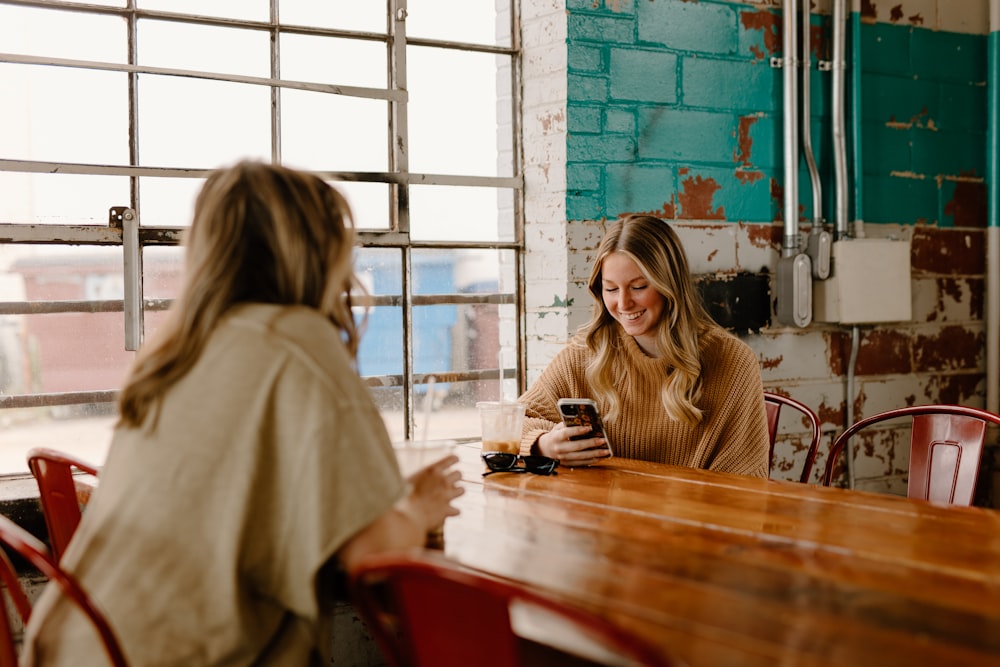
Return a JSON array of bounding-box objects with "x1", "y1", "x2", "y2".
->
[{"x1": 522, "y1": 0, "x2": 996, "y2": 502}]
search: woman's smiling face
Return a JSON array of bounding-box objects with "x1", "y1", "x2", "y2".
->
[{"x1": 600, "y1": 252, "x2": 666, "y2": 355}]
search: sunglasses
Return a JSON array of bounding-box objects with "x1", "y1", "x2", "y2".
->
[{"x1": 481, "y1": 452, "x2": 559, "y2": 477}]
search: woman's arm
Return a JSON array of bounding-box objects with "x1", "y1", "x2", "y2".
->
[{"x1": 337, "y1": 455, "x2": 464, "y2": 573}]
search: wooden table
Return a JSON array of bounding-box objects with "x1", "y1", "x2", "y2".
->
[{"x1": 440, "y1": 443, "x2": 1000, "y2": 667}]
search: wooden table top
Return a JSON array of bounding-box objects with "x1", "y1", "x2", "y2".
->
[{"x1": 441, "y1": 443, "x2": 1000, "y2": 667}]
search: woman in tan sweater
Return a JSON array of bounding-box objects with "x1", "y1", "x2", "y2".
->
[{"x1": 519, "y1": 215, "x2": 769, "y2": 478}]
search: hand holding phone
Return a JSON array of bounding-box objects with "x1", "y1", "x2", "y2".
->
[{"x1": 556, "y1": 398, "x2": 614, "y2": 457}]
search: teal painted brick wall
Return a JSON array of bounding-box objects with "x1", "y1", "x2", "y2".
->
[{"x1": 565, "y1": 1, "x2": 988, "y2": 228}]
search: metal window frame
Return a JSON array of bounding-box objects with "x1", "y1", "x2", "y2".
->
[{"x1": 0, "y1": 0, "x2": 525, "y2": 440}]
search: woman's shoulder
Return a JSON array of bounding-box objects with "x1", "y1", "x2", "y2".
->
[{"x1": 699, "y1": 325, "x2": 756, "y2": 362}]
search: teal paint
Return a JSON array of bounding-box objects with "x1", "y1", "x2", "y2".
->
[
  {"x1": 850, "y1": 8, "x2": 863, "y2": 225},
  {"x1": 605, "y1": 164, "x2": 676, "y2": 217},
  {"x1": 991, "y1": 18, "x2": 1000, "y2": 230},
  {"x1": 609, "y1": 49, "x2": 678, "y2": 103},
  {"x1": 637, "y1": 0, "x2": 738, "y2": 55},
  {"x1": 566, "y1": 1, "x2": 987, "y2": 226}
]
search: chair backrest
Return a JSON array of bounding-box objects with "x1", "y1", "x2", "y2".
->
[
  {"x1": 763, "y1": 392, "x2": 822, "y2": 483},
  {"x1": 349, "y1": 550, "x2": 678, "y2": 667},
  {"x1": 27, "y1": 447, "x2": 100, "y2": 562},
  {"x1": 0, "y1": 514, "x2": 127, "y2": 667},
  {"x1": 822, "y1": 404, "x2": 1000, "y2": 506}
]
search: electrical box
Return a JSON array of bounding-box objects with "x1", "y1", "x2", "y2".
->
[{"x1": 813, "y1": 239, "x2": 912, "y2": 324}]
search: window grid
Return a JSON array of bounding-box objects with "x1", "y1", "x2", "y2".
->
[{"x1": 0, "y1": 0, "x2": 523, "y2": 454}]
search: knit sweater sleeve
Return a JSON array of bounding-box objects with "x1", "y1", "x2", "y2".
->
[
  {"x1": 515, "y1": 341, "x2": 592, "y2": 455},
  {"x1": 698, "y1": 330, "x2": 770, "y2": 478}
]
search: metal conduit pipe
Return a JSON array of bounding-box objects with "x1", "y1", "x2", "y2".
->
[
  {"x1": 832, "y1": 0, "x2": 850, "y2": 240},
  {"x1": 988, "y1": 0, "x2": 1000, "y2": 416},
  {"x1": 776, "y1": 0, "x2": 813, "y2": 328},
  {"x1": 850, "y1": 0, "x2": 865, "y2": 237},
  {"x1": 801, "y1": 0, "x2": 831, "y2": 280},
  {"x1": 781, "y1": 0, "x2": 800, "y2": 256}
]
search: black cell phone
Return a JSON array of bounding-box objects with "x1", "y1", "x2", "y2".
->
[{"x1": 556, "y1": 398, "x2": 614, "y2": 457}]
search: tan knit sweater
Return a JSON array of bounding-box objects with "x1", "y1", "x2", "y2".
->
[{"x1": 518, "y1": 327, "x2": 770, "y2": 478}]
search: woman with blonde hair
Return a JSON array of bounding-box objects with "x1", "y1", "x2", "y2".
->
[
  {"x1": 519, "y1": 215, "x2": 769, "y2": 477},
  {"x1": 23, "y1": 161, "x2": 463, "y2": 665}
]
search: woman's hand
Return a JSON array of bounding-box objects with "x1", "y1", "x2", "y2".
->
[
  {"x1": 400, "y1": 455, "x2": 464, "y2": 531},
  {"x1": 536, "y1": 423, "x2": 611, "y2": 467}
]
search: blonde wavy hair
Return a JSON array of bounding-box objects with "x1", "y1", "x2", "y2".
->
[
  {"x1": 117, "y1": 160, "x2": 365, "y2": 429},
  {"x1": 582, "y1": 215, "x2": 714, "y2": 426}
]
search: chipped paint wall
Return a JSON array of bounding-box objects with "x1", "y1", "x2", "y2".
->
[{"x1": 522, "y1": 0, "x2": 997, "y2": 503}]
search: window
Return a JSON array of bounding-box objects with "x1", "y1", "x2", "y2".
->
[{"x1": 0, "y1": 0, "x2": 523, "y2": 473}]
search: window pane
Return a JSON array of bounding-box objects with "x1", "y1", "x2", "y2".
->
[
  {"x1": 0, "y1": 6, "x2": 125, "y2": 62},
  {"x1": 142, "y1": 246, "x2": 184, "y2": 342},
  {"x1": 279, "y1": 1, "x2": 387, "y2": 33},
  {"x1": 280, "y1": 34, "x2": 387, "y2": 88},
  {"x1": 0, "y1": 407, "x2": 114, "y2": 474},
  {"x1": 139, "y1": 177, "x2": 204, "y2": 228},
  {"x1": 137, "y1": 75, "x2": 271, "y2": 168},
  {"x1": 138, "y1": 20, "x2": 271, "y2": 78},
  {"x1": 137, "y1": 0, "x2": 269, "y2": 22},
  {"x1": 1, "y1": 65, "x2": 128, "y2": 165},
  {"x1": 11, "y1": 248, "x2": 132, "y2": 393},
  {"x1": 281, "y1": 90, "x2": 388, "y2": 172},
  {"x1": 0, "y1": 172, "x2": 129, "y2": 225},
  {"x1": 408, "y1": 47, "x2": 513, "y2": 177},
  {"x1": 407, "y1": 0, "x2": 511, "y2": 48},
  {"x1": 336, "y1": 181, "x2": 390, "y2": 231},
  {"x1": 409, "y1": 185, "x2": 515, "y2": 242}
]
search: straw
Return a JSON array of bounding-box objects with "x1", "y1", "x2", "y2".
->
[{"x1": 420, "y1": 375, "x2": 436, "y2": 447}]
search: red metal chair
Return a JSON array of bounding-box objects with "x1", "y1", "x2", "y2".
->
[
  {"x1": 27, "y1": 447, "x2": 100, "y2": 562},
  {"x1": 764, "y1": 392, "x2": 822, "y2": 483},
  {"x1": 0, "y1": 514, "x2": 127, "y2": 667},
  {"x1": 349, "y1": 550, "x2": 679, "y2": 667},
  {"x1": 822, "y1": 404, "x2": 1000, "y2": 506}
]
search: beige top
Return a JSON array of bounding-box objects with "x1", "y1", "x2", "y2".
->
[
  {"x1": 518, "y1": 327, "x2": 770, "y2": 478},
  {"x1": 22, "y1": 304, "x2": 404, "y2": 666}
]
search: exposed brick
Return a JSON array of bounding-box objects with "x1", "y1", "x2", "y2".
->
[
  {"x1": 911, "y1": 227, "x2": 985, "y2": 275},
  {"x1": 913, "y1": 324, "x2": 984, "y2": 372}
]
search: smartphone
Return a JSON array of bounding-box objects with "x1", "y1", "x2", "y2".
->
[{"x1": 556, "y1": 398, "x2": 614, "y2": 457}]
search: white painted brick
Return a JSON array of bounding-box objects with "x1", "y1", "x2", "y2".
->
[
  {"x1": 524, "y1": 278, "x2": 571, "y2": 310},
  {"x1": 675, "y1": 223, "x2": 739, "y2": 274},
  {"x1": 734, "y1": 222, "x2": 777, "y2": 272},
  {"x1": 936, "y1": 0, "x2": 987, "y2": 34},
  {"x1": 747, "y1": 330, "x2": 839, "y2": 382}
]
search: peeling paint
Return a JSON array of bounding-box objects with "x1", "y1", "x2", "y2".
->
[
  {"x1": 739, "y1": 9, "x2": 781, "y2": 58},
  {"x1": 861, "y1": 0, "x2": 876, "y2": 20},
  {"x1": 929, "y1": 373, "x2": 982, "y2": 406},
  {"x1": 734, "y1": 114, "x2": 761, "y2": 167},
  {"x1": 746, "y1": 222, "x2": 778, "y2": 249},
  {"x1": 678, "y1": 175, "x2": 725, "y2": 220},
  {"x1": 736, "y1": 169, "x2": 765, "y2": 184},
  {"x1": 538, "y1": 109, "x2": 565, "y2": 133},
  {"x1": 759, "y1": 354, "x2": 782, "y2": 371},
  {"x1": 854, "y1": 329, "x2": 912, "y2": 375},
  {"x1": 912, "y1": 228, "x2": 985, "y2": 274},
  {"x1": 943, "y1": 173, "x2": 987, "y2": 228},
  {"x1": 635, "y1": 200, "x2": 677, "y2": 220},
  {"x1": 914, "y1": 325, "x2": 982, "y2": 372},
  {"x1": 889, "y1": 171, "x2": 926, "y2": 180}
]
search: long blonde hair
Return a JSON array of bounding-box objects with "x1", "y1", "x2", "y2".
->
[
  {"x1": 582, "y1": 215, "x2": 714, "y2": 425},
  {"x1": 117, "y1": 160, "x2": 364, "y2": 428}
]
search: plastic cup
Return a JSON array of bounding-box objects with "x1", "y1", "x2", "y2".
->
[
  {"x1": 476, "y1": 401, "x2": 525, "y2": 454},
  {"x1": 392, "y1": 440, "x2": 456, "y2": 549}
]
